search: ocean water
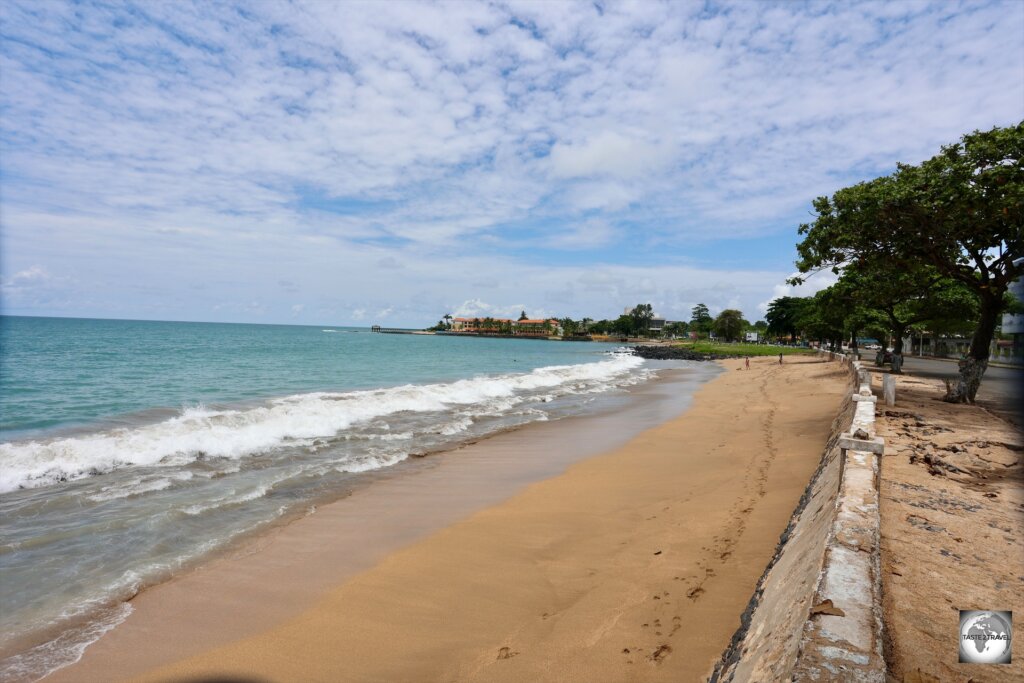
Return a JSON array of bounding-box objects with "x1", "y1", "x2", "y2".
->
[{"x1": 0, "y1": 316, "x2": 680, "y2": 681}]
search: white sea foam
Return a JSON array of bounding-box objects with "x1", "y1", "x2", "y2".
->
[
  {"x1": 0, "y1": 355, "x2": 646, "y2": 494},
  {"x1": 333, "y1": 450, "x2": 409, "y2": 474},
  {"x1": 86, "y1": 471, "x2": 194, "y2": 502},
  {"x1": 0, "y1": 603, "x2": 133, "y2": 683}
]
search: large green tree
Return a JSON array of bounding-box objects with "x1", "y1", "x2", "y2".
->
[
  {"x1": 765, "y1": 296, "x2": 808, "y2": 341},
  {"x1": 797, "y1": 291, "x2": 846, "y2": 350},
  {"x1": 612, "y1": 314, "x2": 635, "y2": 336},
  {"x1": 713, "y1": 309, "x2": 747, "y2": 342},
  {"x1": 794, "y1": 123, "x2": 1023, "y2": 402},
  {"x1": 690, "y1": 303, "x2": 713, "y2": 337},
  {"x1": 630, "y1": 304, "x2": 655, "y2": 336}
]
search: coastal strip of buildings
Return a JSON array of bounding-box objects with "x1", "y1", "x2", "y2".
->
[
  {"x1": 372, "y1": 317, "x2": 568, "y2": 339},
  {"x1": 449, "y1": 317, "x2": 560, "y2": 336},
  {"x1": 371, "y1": 306, "x2": 680, "y2": 342}
]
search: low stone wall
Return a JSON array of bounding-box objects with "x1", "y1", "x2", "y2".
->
[{"x1": 710, "y1": 352, "x2": 886, "y2": 682}]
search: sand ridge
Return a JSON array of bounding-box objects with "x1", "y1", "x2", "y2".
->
[{"x1": 124, "y1": 355, "x2": 847, "y2": 683}]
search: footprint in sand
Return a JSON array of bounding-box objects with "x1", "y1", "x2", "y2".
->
[
  {"x1": 496, "y1": 646, "x2": 519, "y2": 660},
  {"x1": 648, "y1": 644, "x2": 672, "y2": 664}
]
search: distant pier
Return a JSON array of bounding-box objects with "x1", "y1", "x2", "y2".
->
[{"x1": 371, "y1": 326, "x2": 435, "y2": 335}]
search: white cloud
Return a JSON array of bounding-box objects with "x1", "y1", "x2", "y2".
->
[
  {"x1": 0, "y1": 265, "x2": 76, "y2": 306},
  {"x1": 545, "y1": 219, "x2": 616, "y2": 250},
  {"x1": 1, "y1": 0, "x2": 1021, "y2": 324},
  {"x1": 549, "y1": 132, "x2": 673, "y2": 180}
]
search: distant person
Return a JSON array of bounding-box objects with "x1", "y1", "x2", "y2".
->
[
  {"x1": 778, "y1": 353, "x2": 783, "y2": 365},
  {"x1": 745, "y1": 356, "x2": 750, "y2": 370}
]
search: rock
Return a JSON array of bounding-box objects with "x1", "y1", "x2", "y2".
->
[{"x1": 630, "y1": 346, "x2": 743, "y2": 361}]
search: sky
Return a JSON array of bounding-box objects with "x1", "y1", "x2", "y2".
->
[{"x1": 1, "y1": 0, "x2": 1022, "y2": 327}]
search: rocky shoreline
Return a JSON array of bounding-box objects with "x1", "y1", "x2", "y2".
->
[{"x1": 631, "y1": 345, "x2": 744, "y2": 361}]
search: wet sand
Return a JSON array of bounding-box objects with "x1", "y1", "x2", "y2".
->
[{"x1": 54, "y1": 355, "x2": 848, "y2": 683}]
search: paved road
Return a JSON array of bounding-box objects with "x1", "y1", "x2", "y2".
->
[{"x1": 889, "y1": 356, "x2": 1023, "y2": 426}]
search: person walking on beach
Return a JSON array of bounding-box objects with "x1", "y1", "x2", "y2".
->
[
  {"x1": 745, "y1": 356, "x2": 750, "y2": 370},
  {"x1": 778, "y1": 353, "x2": 783, "y2": 365}
]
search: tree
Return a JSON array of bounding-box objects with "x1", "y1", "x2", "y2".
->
[
  {"x1": 794, "y1": 123, "x2": 1023, "y2": 401},
  {"x1": 753, "y1": 320, "x2": 768, "y2": 333},
  {"x1": 560, "y1": 317, "x2": 579, "y2": 337},
  {"x1": 518, "y1": 310, "x2": 529, "y2": 321},
  {"x1": 630, "y1": 304, "x2": 654, "y2": 337},
  {"x1": 690, "y1": 303, "x2": 713, "y2": 337},
  {"x1": 713, "y1": 309, "x2": 747, "y2": 342},
  {"x1": 798, "y1": 291, "x2": 847, "y2": 351},
  {"x1": 765, "y1": 297, "x2": 807, "y2": 341},
  {"x1": 612, "y1": 314, "x2": 634, "y2": 336},
  {"x1": 664, "y1": 320, "x2": 689, "y2": 338},
  {"x1": 829, "y1": 262, "x2": 978, "y2": 371}
]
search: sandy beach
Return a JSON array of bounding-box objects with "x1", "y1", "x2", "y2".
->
[{"x1": 51, "y1": 355, "x2": 848, "y2": 683}]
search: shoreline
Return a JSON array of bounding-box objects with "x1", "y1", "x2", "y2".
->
[
  {"x1": 51, "y1": 356, "x2": 846, "y2": 682},
  {"x1": 37, "y1": 362, "x2": 718, "y2": 683}
]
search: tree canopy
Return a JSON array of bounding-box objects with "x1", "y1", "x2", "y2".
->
[
  {"x1": 713, "y1": 309, "x2": 747, "y2": 342},
  {"x1": 765, "y1": 297, "x2": 806, "y2": 341},
  {"x1": 690, "y1": 303, "x2": 713, "y2": 336},
  {"x1": 793, "y1": 123, "x2": 1023, "y2": 401}
]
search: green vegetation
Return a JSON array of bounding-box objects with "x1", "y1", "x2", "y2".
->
[
  {"x1": 712, "y1": 309, "x2": 748, "y2": 342},
  {"x1": 790, "y1": 122, "x2": 1022, "y2": 403},
  {"x1": 690, "y1": 303, "x2": 713, "y2": 337},
  {"x1": 587, "y1": 303, "x2": 661, "y2": 337},
  {"x1": 675, "y1": 341, "x2": 815, "y2": 356}
]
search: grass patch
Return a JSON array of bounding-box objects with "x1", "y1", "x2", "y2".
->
[{"x1": 674, "y1": 341, "x2": 816, "y2": 357}]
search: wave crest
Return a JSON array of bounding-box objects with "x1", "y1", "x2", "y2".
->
[{"x1": 0, "y1": 354, "x2": 646, "y2": 494}]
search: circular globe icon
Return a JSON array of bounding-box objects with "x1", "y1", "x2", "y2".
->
[{"x1": 959, "y1": 611, "x2": 1012, "y2": 664}]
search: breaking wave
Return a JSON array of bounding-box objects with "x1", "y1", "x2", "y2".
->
[{"x1": 0, "y1": 354, "x2": 646, "y2": 494}]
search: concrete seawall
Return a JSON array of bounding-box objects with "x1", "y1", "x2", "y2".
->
[{"x1": 710, "y1": 352, "x2": 886, "y2": 682}]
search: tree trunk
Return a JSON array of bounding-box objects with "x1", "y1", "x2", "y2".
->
[
  {"x1": 891, "y1": 324, "x2": 907, "y2": 374},
  {"x1": 944, "y1": 293, "x2": 999, "y2": 404}
]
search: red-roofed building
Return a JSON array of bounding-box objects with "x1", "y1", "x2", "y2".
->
[
  {"x1": 448, "y1": 316, "x2": 560, "y2": 336},
  {"x1": 450, "y1": 317, "x2": 514, "y2": 333},
  {"x1": 513, "y1": 319, "x2": 560, "y2": 336}
]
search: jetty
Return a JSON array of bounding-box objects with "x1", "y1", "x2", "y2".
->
[{"x1": 370, "y1": 326, "x2": 435, "y2": 335}]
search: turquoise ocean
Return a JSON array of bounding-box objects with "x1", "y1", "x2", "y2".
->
[{"x1": 0, "y1": 316, "x2": 689, "y2": 681}]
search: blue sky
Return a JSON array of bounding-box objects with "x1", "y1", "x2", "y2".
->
[{"x1": 2, "y1": 0, "x2": 1022, "y2": 326}]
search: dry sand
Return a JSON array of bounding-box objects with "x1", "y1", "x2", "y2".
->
[
  {"x1": 61, "y1": 355, "x2": 848, "y2": 683},
  {"x1": 873, "y1": 369, "x2": 1023, "y2": 683}
]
